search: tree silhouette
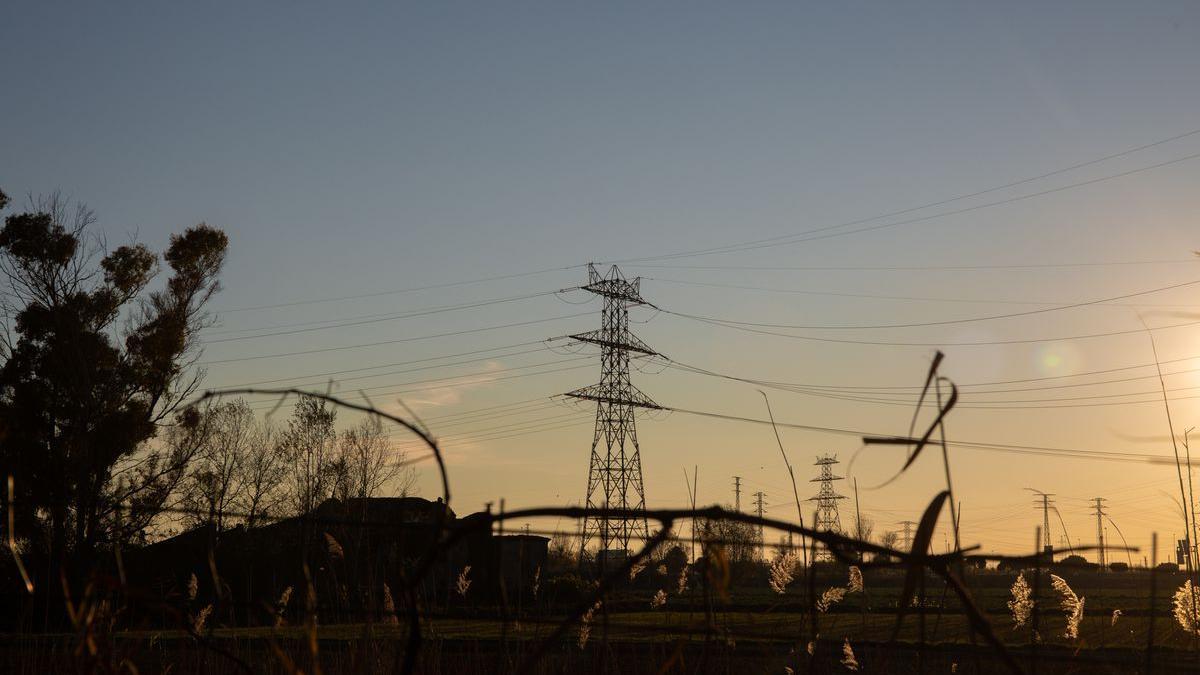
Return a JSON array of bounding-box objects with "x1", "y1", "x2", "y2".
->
[
  {"x1": 0, "y1": 189, "x2": 228, "y2": 565},
  {"x1": 332, "y1": 413, "x2": 415, "y2": 501},
  {"x1": 281, "y1": 394, "x2": 339, "y2": 516},
  {"x1": 178, "y1": 399, "x2": 258, "y2": 532}
]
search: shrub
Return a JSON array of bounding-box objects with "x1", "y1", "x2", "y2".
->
[{"x1": 542, "y1": 572, "x2": 590, "y2": 605}]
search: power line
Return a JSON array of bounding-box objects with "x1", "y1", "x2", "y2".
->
[
  {"x1": 662, "y1": 354, "x2": 1200, "y2": 398},
  {"x1": 218, "y1": 127, "x2": 1200, "y2": 321},
  {"x1": 647, "y1": 276, "x2": 1200, "y2": 309},
  {"x1": 659, "y1": 353, "x2": 1200, "y2": 409},
  {"x1": 419, "y1": 410, "x2": 586, "y2": 437},
  {"x1": 659, "y1": 405, "x2": 1179, "y2": 465},
  {"x1": 387, "y1": 409, "x2": 585, "y2": 442},
  {"x1": 665, "y1": 309, "x2": 1200, "y2": 347},
  {"x1": 198, "y1": 312, "x2": 591, "y2": 365},
  {"x1": 208, "y1": 289, "x2": 583, "y2": 338},
  {"x1": 644, "y1": 349, "x2": 1200, "y2": 414},
  {"x1": 610, "y1": 143, "x2": 1200, "y2": 264},
  {"x1": 267, "y1": 356, "x2": 588, "y2": 399},
  {"x1": 241, "y1": 361, "x2": 592, "y2": 412},
  {"x1": 659, "y1": 277, "x2": 1200, "y2": 331},
  {"x1": 387, "y1": 401, "x2": 562, "y2": 433},
  {"x1": 205, "y1": 289, "x2": 573, "y2": 344},
  {"x1": 215, "y1": 264, "x2": 585, "y2": 313},
  {"x1": 763, "y1": 364, "x2": 1200, "y2": 396},
  {"x1": 629, "y1": 259, "x2": 1200, "y2": 273},
  {"x1": 207, "y1": 342, "x2": 554, "y2": 390},
  {"x1": 391, "y1": 416, "x2": 592, "y2": 449},
  {"x1": 409, "y1": 412, "x2": 590, "y2": 443},
  {"x1": 436, "y1": 419, "x2": 591, "y2": 446},
  {"x1": 691, "y1": 374, "x2": 1200, "y2": 411},
  {"x1": 714, "y1": 371, "x2": 1200, "y2": 404},
  {"x1": 898, "y1": 384, "x2": 1200, "y2": 406},
  {"x1": 418, "y1": 397, "x2": 555, "y2": 423}
]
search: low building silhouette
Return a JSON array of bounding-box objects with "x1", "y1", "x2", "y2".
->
[{"x1": 123, "y1": 496, "x2": 547, "y2": 625}]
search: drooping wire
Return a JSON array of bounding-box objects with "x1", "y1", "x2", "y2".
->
[
  {"x1": 216, "y1": 263, "x2": 587, "y2": 313},
  {"x1": 658, "y1": 277, "x2": 1200, "y2": 331},
  {"x1": 199, "y1": 312, "x2": 592, "y2": 365},
  {"x1": 608, "y1": 141, "x2": 1200, "y2": 264},
  {"x1": 664, "y1": 309, "x2": 1200, "y2": 347}
]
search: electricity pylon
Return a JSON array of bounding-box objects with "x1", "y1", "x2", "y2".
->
[
  {"x1": 1092, "y1": 497, "x2": 1108, "y2": 568},
  {"x1": 733, "y1": 476, "x2": 742, "y2": 511},
  {"x1": 753, "y1": 490, "x2": 766, "y2": 560},
  {"x1": 1026, "y1": 488, "x2": 1056, "y2": 555},
  {"x1": 808, "y1": 454, "x2": 846, "y2": 561},
  {"x1": 899, "y1": 520, "x2": 916, "y2": 551},
  {"x1": 566, "y1": 263, "x2": 661, "y2": 566}
]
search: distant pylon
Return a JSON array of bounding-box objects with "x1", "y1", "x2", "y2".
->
[
  {"x1": 565, "y1": 263, "x2": 661, "y2": 566},
  {"x1": 808, "y1": 454, "x2": 846, "y2": 561},
  {"x1": 1092, "y1": 497, "x2": 1108, "y2": 569},
  {"x1": 1027, "y1": 488, "x2": 1056, "y2": 555},
  {"x1": 753, "y1": 491, "x2": 766, "y2": 560},
  {"x1": 733, "y1": 476, "x2": 742, "y2": 511},
  {"x1": 898, "y1": 520, "x2": 917, "y2": 551}
]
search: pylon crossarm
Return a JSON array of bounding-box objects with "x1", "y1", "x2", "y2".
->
[
  {"x1": 568, "y1": 330, "x2": 659, "y2": 357},
  {"x1": 565, "y1": 392, "x2": 663, "y2": 410},
  {"x1": 581, "y1": 282, "x2": 648, "y2": 304},
  {"x1": 566, "y1": 384, "x2": 661, "y2": 410}
]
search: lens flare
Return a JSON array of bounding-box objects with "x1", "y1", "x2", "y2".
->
[{"x1": 1035, "y1": 342, "x2": 1083, "y2": 376}]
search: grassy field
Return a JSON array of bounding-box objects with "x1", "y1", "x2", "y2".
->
[
  {"x1": 7, "y1": 567, "x2": 1200, "y2": 673},
  {"x1": 54, "y1": 606, "x2": 1193, "y2": 650},
  {"x1": 7, "y1": 612, "x2": 1199, "y2": 675}
]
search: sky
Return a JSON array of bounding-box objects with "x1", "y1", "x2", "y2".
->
[{"x1": 3, "y1": 1, "x2": 1200, "y2": 561}]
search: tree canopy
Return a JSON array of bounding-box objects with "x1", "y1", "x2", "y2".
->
[{"x1": 0, "y1": 189, "x2": 228, "y2": 559}]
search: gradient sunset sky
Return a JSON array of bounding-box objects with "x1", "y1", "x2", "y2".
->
[{"x1": 4, "y1": 2, "x2": 1200, "y2": 559}]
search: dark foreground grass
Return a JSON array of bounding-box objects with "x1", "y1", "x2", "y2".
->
[{"x1": 5, "y1": 607, "x2": 1198, "y2": 674}]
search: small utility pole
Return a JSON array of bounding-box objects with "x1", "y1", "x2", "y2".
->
[
  {"x1": 683, "y1": 465, "x2": 698, "y2": 562},
  {"x1": 692, "y1": 465, "x2": 698, "y2": 562},
  {"x1": 853, "y1": 478, "x2": 863, "y2": 536},
  {"x1": 853, "y1": 478, "x2": 864, "y2": 562}
]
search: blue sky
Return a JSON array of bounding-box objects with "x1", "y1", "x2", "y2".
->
[{"x1": 4, "y1": 2, "x2": 1200, "y2": 556}]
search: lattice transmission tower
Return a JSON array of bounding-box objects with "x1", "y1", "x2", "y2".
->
[
  {"x1": 1092, "y1": 497, "x2": 1108, "y2": 568},
  {"x1": 809, "y1": 454, "x2": 846, "y2": 561},
  {"x1": 565, "y1": 263, "x2": 661, "y2": 564},
  {"x1": 753, "y1": 491, "x2": 767, "y2": 560},
  {"x1": 898, "y1": 521, "x2": 916, "y2": 551}
]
